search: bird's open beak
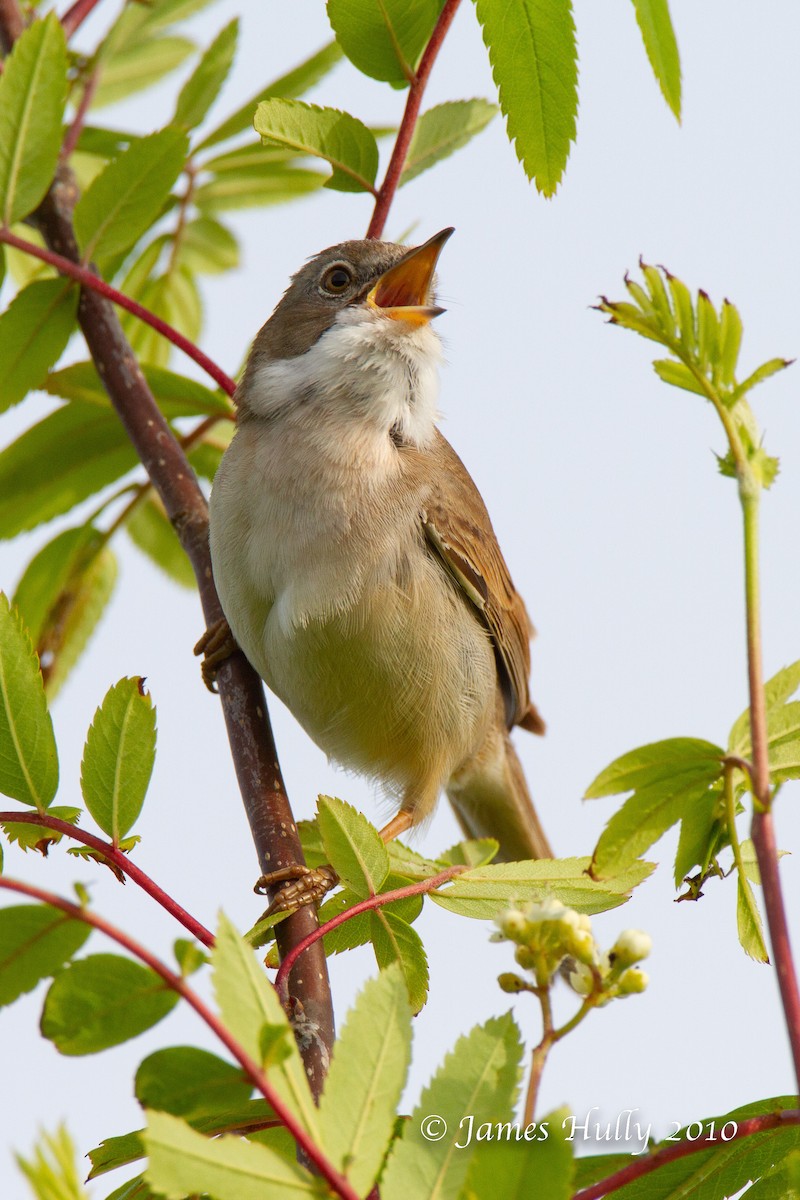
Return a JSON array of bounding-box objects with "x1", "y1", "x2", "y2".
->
[{"x1": 367, "y1": 227, "x2": 454, "y2": 326}]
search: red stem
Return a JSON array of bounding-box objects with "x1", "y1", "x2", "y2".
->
[
  {"x1": 0, "y1": 228, "x2": 237, "y2": 397},
  {"x1": 61, "y1": 68, "x2": 99, "y2": 162},
  {"x1": 61, "y1": 0, "x2": 105, "y2": 40},
  {"x1": 752, "y1": 808, "x2": 800, "y2": 1080},
  {"x1": 366, "y1": 0, "x2": 463, "y2": 239},
  {"x1": 274, "y1": 866, "x2": 465, "y2": 1001},
  {"x1": 0, "y1": 875, "x2": 360, "y2": 1200},
  {"x1": 572, "y1": 1109, "x2": 800, "y2": 1200},
  {"x1": 0, "y1": 811, "x2": 214, "y2": 947}
]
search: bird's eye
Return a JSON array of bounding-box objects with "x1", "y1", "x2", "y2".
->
[{"x1": 320, "y1": 264, "x2": 353, "y2": 295}]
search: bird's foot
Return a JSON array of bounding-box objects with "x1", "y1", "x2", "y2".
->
[
  {"x1": 255, "y1": 863, "x2": 340, "y2": 915},
  {"x1": 194, "y1": 617, "x2": 238, "y2": 692}
]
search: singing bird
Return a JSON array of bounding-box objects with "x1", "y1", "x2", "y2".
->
[{"x1": 207, "y1": 229, "x2": 551, "y2": 899}]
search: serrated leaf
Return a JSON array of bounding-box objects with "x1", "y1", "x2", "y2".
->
[
  {"x1": 0, "y1": 593, "x2": 58, "y2": 809},
  {"x1": 473, "y1": 0, "x2": 577, "y2": 196},
  {"x1": 631, "y1": 0, "x2": 682, "y2": 120},
  {"x1": 437, "y1": 838, "x2": 499, "y2": 868},
  {"x1": 74, "y1": 129, "x2": 188, "y2": 265},
  {"x1": 144, "y1": 1111, "x2": 321, "y2": 1199},
  {"x1": 729, "y1": 661, "x2": 800, "y2": 783},
  {"x1": 737, "y1": 874, "x2": 769, "y2": 962},
  {"x1": 212, "y1": 914, "x2": 320, "y2": 1140},
  {"x1": 0, "y1": 904, "x2": 91, "y2": 1007},
  {"x1": 718, "y1": 299, "x2": 743, "y2": 387},
  {"x1": 382, "y1": 1014, "x2": 522, "y2": 1200},
  {"x1": 135, "y1": 1046, "x2": 253, "y2": 1119},
  {"x1": 730, "y1": 357, "x2": 792, "y2": 404},
  {"x1": 318, "y1": 967, "x2": 411, "y2": 1194},
  {"x1": 88, "y1": 1131, "x2": 145, "y2": 1180},
  {"x1": 41, "y1": 953, "x2": 179, "y2": 1054},
  {"x1": 585, "y1": 737, "x2": 724, "y2": 798},
  {"x1": 197, "y1": 41, "x2": 343, "y2": 150},
  {"x1": 673, "y1": 781, "x2": 725, "y2": 886},
  {"x1": 0, "y1": 14, "x2": 68, "y2": 226},
  {"x1": 0, "y1": 806, "x2": 78, "y2": 854},
  {"x1": 253, "y1": 98, "x2": 378, "y2": 193},
  {"x1": 370, "y1": 910, "x2": 429, "y2": 1012},
  {"x1": 400, "y1": 99, "x2": 497, "y2": 184},
  {"x1": 44, "y1": 359, "x2": 231, "y2": 417},
  {"x1": 80, "y1": 678, "x2": 156, "y2": 842},
  {"x1": 696, "y1": 289, "x2": 719, "y2": 373},
  {"x1": 317, "y1": 795, "x2": 389, "y2": 897},
  {"x1": 327, "y1": 0, "x2": 443, "y2": 84},
  {"x1": 430, "y1": 856, "x2": 654, "y2": 920},
  {"x1": 127, "y1": 495, "x2": 195, "y2": 589},
  {"x1": 193, "y1": 163, "x2": 323, "y2": 212},
  {"x1": 174, "y1": 20, "x2": 238, "y2": 131},
  {"x1": 92, "y1": 37, "x2": 195, "y2": 110},
  {"x1": 0, "y1": 279, "x2": 78, "y2": 414},
  {"x1": 652, "y1": 358, "x2": 705, "y2": 396},
  {"x1": 0, "y1": 402, "x2": 138, "y2": 540},
  {"x1": 178, "y1": 216, "x2": 239, "y2": 274},
  {"x1": 464, "y1": 1105, "x2": 574, "y2": 1199}
]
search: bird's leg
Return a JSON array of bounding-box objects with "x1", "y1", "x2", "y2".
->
[
  {"x1": 194, "y1": 617, "x2": 238, "y2": 692},
  {"x1": 260, "y1": 810, "x2": 416, "y2": 916}
]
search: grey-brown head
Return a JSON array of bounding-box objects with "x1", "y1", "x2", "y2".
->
[{"x1": 241, "y1": 228, "x2": 454, "y2": 374}]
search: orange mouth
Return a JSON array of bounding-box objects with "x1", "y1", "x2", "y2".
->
[{"x1": 367, "y1": 227, "x2": 454, "y2": 325}]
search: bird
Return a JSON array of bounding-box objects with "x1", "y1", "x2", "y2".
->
[{"x1": 206, "y1": 228, "x2": 551, "y2": 903}]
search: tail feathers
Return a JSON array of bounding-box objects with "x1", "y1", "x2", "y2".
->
[{"x1": 446, "y1": 732, "x2": 552, "y2": 861}]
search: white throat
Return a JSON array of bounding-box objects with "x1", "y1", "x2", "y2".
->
[{"x1": 247, "y1": 306, "x2": 442, "y2": 449}]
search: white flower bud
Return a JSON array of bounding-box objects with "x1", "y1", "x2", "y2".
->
[
  {"x1": 611, "y1": 930, "x2": 652, "y2": 968},
  {"x1": 617, "y1": 967, "x2": 649, "y2": 995}
]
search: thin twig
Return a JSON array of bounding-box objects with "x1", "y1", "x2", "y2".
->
[
  {"x1": 61, "y1": 0, "x2": 105, "y2": 40},
  {"x1": 0, "y1": 227, "x2": 237, "y2": 397},
  {"x1": 60, "y1": 67, "x2": 98, "y2": 161},
  {"x1": 274, "y1": 866, "x2": 466, "y2": 1001},
  {"x1": 366, "y1": 0, "x2": 463, "y2": 239},
  {"x1": 0, "y1": 876, "x2": 359, "y2": 1200},
  {"x1": 571, "y1": 1109, "x2": 800, "y2": 1200},
  {"x1": 524, "y1": 987, "x2": 554, "y2": 1125},
  {"x1": 0, "y1": 811, "x2": 214, "y2": 946}
]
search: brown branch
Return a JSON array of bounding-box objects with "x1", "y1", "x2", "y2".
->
[
  {"x1": 572, "y1": 1109, "x2": 800, "y2": 1200},
  {"x1": 366, "y1": 0, "x2": 463, "y2": 239},
  {"x1": 61, "y1": 0, "x2": 105, "y2": 40},
  {"x1": 0, "y1": 228, "x2": 237, "y2": 397},
  {"x1": 0, "y1": 811, "x2": 214, "y2": 947},
  {"x1": 0, "y1": 0, "x2": 334, "y2": 1098},
  {"x1": 0, "y1": 876, "x2": 358, "y2": 1200},
  {"x1": 274, "y1": 866, "x2": 465, "y2": 1001}
]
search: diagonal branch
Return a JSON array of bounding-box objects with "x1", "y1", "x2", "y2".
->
[
  {"x1": 0, "y1": 3, "x2": 334, "y2": 1099},
  {"x1": 366, "y1": 0, "x2": 463, "y2": 239}
]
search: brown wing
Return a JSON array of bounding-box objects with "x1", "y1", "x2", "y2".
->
[{"x1": 421, "y1": 430, "x2": 544, "y2": 735}]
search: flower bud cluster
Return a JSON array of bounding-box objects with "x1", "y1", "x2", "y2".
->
[{"x1": 495, "y1": 899, "x2": 652, "y2": 1003}]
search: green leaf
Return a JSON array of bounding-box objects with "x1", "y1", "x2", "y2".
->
[
  {"x1": 127, "y1": 495, "x2": 195, "y2": 589},
  {"x1": 718, "y1": 299, "x2": 743, "y2": 387},
  {"x1": 253, "y1": 98, "x2": 378, "y2": 193},
  {"x1": 630, "y1": 0, "x2": 682, "y2": 119},
  {"x1": 0, "y1": 279, "x2": 78, "y2": 414},
  {"x1": 738, "y1": 873, "x2": 769, "y2": 962},
  {"x1": 135, "y1": 1047, "x2": 253, "y2": 1120},
  {"x1": 652, "y1": 358, "x2": 705, "y2": 396},
  {"x1": 585, "y1": 737, "x2": 724, "y2": 798},
  {"x1": 730, "y1": 357, "x2": 792, "y2": 404},
  {"x1": 174, "y1": 20, "x2": 239, "y2": 131},
  {"x1": 370, "y1": 910, "x2": 429, "y2": 1012},
  {"x1": 44, "y1": 359, "x2": 232, "y2": 417},
  {"x1": 318, "y1": 967, "x2": 412, "y2": 1195},
  {"x1": 93, "y1": 37, "x2": 195, "y2": 110},
  {"x1": 0, "y1": 403, "x2": 138, "y2": 539},
  {"x1": 212, "y1": 915, "x2": 320, "y2": 1140},
  {"x1": 80, "y1": 678, "x2": 157, "y2": 842},
  {"x1": 193, "y1": 163, "x2": 323, "y2": 212},
  {"x1": 400, "y1": 99, "x2": 498, "y2": 185},
  {"x1": 197, "y1": 41, "x2": 343, "y2": 150},
  {"x1": 432, "y1": 856, "x2": 654, "y2": 920},
  {"x1": 327, "y1": 0, "x2": 443, "y2": 84},
  {"x1": 0, "y1": 14, "x2": 68, "y2": 226},
  {"x1": 179, "y1": 216, "x2": 240, "y2": 274},
  {"x1": 173, "y1": 938, "x2": 208, "y2": 976},
  {"x1": 747, "y1": 1149, "x2": 800, "y2": 1198},
  {"x1": 581, "y1": 1096, "x2": 800, "y2": 1198},
  {"x1": 673, "y1": 781, "x2": 725, "y2": 886},
  {"x1": 144, "y1": 1111, "x2": 321, "y2": 1199},
  {"x1": 464, "y1": 1106, "x2": 574, "y2": 1198},
  {"x1": 437, "y1": 838, "x2": 499, "y2": 868},
  {"x1": 125, "y1": 267, "x2": 202, "y2": 366},
  {"x1": 472, "y1": 0, "x2": 577, "y2": 196},
  {"x1": 0, "y1": 806, "x2": 79, "y2": 854},
  {"x1": 317, "y1": 795, "x2": 389, "y2": 897},
  {"x1": 0, "y1": 904, "x2": 90, "y2": 1008},
  {"x1": 0, "y1": 593, "x2": 58, "y2": 809},
  {"x1": 41, "y1": 953, "x2": 179, "y2": 1054},
  {"x1": 15, "y1": 1124, "x2": 88, "y2": 1200},
  {"x1": 74, "y1": 128, "x2": 188, "y2": 266},
  {"x1": 88, "y1": 1131, "x2": 145, "y2": 1180},
  {"x1": 381, "y1": 1014, "x2": 522, "y2": 1200},
  {"x1": 729, "y1": 661, "x2": 800, "y2": 754},
  {"x1": 729, "y1": 661, "x2": 800, "y2": 784}
]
